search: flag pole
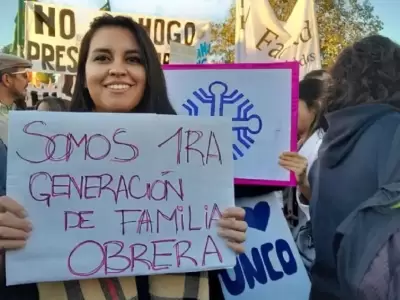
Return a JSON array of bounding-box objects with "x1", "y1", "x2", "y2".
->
[
  {"x1": 20, "y1": 0, "x2": 25, "y2": 58},
  {"x1": 240, "y1": 0, "x2": 245, "y2": 30},
  {"x1": 15, "y1": 0, "x2": 21, "y2": 57},
  {"x1": 235, "y1": 0, "x2": 246, "y2": 63}
]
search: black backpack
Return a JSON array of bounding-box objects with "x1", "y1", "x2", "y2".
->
[{"x1": 333, "y1": 182, "x2": 400, "y2": 300}]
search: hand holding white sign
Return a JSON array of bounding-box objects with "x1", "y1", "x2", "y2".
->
[{"x1": 0, "y1": 196, "x2": 31, "y2": 250}]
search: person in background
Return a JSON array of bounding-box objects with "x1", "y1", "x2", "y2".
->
[
  {"x1": 304, "y1": 68, "x2": 331, "y2": 120},
  {"x1": 13, "y1": 96, "x2": 27, "y2": 110},
  {"x1": 30, "y1": 90, "x2": 39, "y2": 107},
  {"x1": 35, "y1": 96, "x2": 69, "y2": 111},
  {"x1": 282, "y1": 70, "x2": 330, "y2": 230},
  {"x1": 0, "y1": 14, "x2": 247, "y2": 300},
  {"x1": 0, "y1": 53, "x2": 31, "y2": 295},
  {"x1": 62, "y1": 74, "x2": 74, "y2": 97},
  {"x1": 280, "y1": 78, "x2": 325, "y2": 218},
  {"x1": 0, "y1": 53, "x2": 32, "y2": 145},
  {"x1": 279, "y1": 78, "x2": 326, "y2": 273},
  {"x1": 309, "y1": 35, "x2": 400, "y2": 299}
]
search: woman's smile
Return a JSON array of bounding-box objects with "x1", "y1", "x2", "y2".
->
[{"x1": 104, "y1": 83, "x2": 134, "y2": 93}]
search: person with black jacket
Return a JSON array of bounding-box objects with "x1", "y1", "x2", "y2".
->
[{"x1": 309, "y1": 35, "x2": 400, "y2": 299}]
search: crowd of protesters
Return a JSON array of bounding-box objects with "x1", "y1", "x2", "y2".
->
[{"x1": 0, "y1": 13, "x2": 399, "y2": 300}]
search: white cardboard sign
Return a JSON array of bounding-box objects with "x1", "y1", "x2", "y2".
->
[{"x1": 6, "y1": 112, "x2": 235, "y2": 285}]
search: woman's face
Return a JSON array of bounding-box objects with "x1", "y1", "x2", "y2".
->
[
  {"x1": 85, "y1": 26, "x2": 146, "y2": 112},
  {"x1": 298, "y1": 100, "x2": 315, "y2": 138}
]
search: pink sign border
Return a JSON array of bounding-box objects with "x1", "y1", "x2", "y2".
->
[{"x1": 163, "y1": 62, "x2": 299, "y2": 186}]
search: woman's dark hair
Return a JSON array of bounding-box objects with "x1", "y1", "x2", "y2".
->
[
  {"x1": 70, "y1": 14, "x2": 176, "y2": 115},
  {"x1": 299, "y1": 78, "x2": 322, "y2": 109},
  {"x1": 326, "y1": 35, "x2": 400, "y2": 113},
  {"x1": 303, "y1": 69, "x2": 329, "y2": 81},
  {"x1": 299, "y1": 78, "x2": 327, "y2": 133},
  {"x1": 35, "y1": 96, "x2": 69, "y2": 111}
]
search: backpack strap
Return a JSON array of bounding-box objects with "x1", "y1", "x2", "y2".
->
[{"x1": 333, "y1": 185, "x2": 400, "y2": 299}]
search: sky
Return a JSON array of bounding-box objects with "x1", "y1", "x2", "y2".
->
[{"x1": 0, "y1": 0, "x2": 399, "y2": 46}]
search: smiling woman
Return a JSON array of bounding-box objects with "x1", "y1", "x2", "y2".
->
[
  {"x1": 70, "y1": 14, "x2": 176, "y2": 115},
  {"x1": 1, "y1": 14, "x2": 248, "y2": 300}
]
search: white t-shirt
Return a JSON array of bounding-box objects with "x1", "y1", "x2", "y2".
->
[{"x1": 296, "y1": 129, "x2": 324, "y2": 221}]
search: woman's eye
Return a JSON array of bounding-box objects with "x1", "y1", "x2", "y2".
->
[
  {"x1": 94, "y1": 55, "x2": 110, "y2": 62},
  {"x1": 127, "y1": 57, "x2": 141, "y2": 64}
]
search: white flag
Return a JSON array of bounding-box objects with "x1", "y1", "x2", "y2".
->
[{"x1": 235, "y1": 0, "x2": 321, "y2": 78}]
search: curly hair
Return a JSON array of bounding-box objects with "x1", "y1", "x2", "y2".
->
[{"x1": 326, "y1": 35, "x2": 400, "y2": 113}]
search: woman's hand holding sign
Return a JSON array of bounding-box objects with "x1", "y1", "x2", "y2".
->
[
  {"x1": 0, "y1": 196, "x2": 31, "y2": 279},
  {"x1": 0, "y1": 196, "x2": 31, "y2": 250},
  {"x1": 279, "y1": 152, "x2": 312, "y2": 200},
  {"x1": 218, "y1": 207, "x2": 247, "y2": 254},
  {"x1": 279, "y1": 152, "x2": 308, "y2": 185}
]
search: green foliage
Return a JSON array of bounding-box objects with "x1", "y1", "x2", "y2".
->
[
  {"x1": 1, "y1": 44, "x2": 13, "y2": 54},
  {"x1": 210, "y1": 0, "x2": 383, "y2": 67}
]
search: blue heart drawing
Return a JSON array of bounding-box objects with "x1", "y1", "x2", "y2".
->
[{"x1": 243, "y1": 201, "x2": 270, "y2": 232}]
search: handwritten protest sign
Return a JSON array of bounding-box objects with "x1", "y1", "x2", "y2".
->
[
  {"x1": 218, "y1": 194, "x2": 310, "y2": 299},
  {"x1": 6, "y1": 112, "x2": 235, "y2": 285}
]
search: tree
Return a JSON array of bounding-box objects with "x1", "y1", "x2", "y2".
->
[
  {"x1": 1, "y1": 44, "x2": 13, "y2": 54},
  {"x1": 210, "y1": 10, "x2": 235, "y2": 63},
  {"x1": 210, "y1": 0, "x2": 383, "y2": 67}
]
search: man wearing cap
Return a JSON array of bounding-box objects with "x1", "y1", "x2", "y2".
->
[
  {"x1": 0, "y1": 54, "x2": 32, "y2": 297},
  {"x1": 0, "y1": 53, "x2": 32, "y2": 146},
  {"x1": 0, "y1": 53, "x2": 31, "y2": 217}
]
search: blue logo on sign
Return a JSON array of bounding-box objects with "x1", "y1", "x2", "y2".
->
[{"x1": 182, "y1": 81, "x2": 262, "y2": 160}]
